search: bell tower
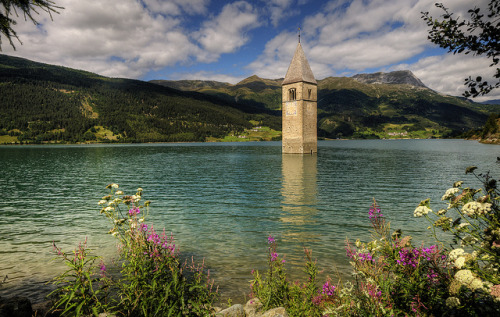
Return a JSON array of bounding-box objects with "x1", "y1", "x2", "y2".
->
[{"x1": 282, "y1": 40, "x2": 317, "y2": 154}]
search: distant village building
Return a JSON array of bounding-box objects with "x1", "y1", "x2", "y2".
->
[{"x1": 282, "y1": 40, "x2": 317, "y2": 154}]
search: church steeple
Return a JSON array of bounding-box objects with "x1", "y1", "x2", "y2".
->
[{"x1": 282, "y1": 43, "x2": 317, "y2": 86}]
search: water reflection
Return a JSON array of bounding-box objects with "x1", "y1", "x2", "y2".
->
[{"x1": 280, "y1": 154, "x2": 318, "y2": 242}]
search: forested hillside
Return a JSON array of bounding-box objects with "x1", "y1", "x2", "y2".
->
[
  {"x1": 2, "y1": 54, "x2": 499, "y2": 144},
  {"x1": 0, "y1": 55, "x2": 278, "y2": 144},
  {"x1": 154, "y1": 72, "x2": 500, "y2": 139}
]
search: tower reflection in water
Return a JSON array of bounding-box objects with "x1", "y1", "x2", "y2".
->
[{"x1": 280, "y1": 154, "x2": 319, "y2": 272}]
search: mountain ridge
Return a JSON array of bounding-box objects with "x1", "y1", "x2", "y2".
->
[{"x1": 1, "y1": 54, "x2": 499, "y2": 143}]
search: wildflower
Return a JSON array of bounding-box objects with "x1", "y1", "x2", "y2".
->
[
  {"x1": 454, "y1": 256, "x2": 466, "y2": 269},
  {"x1": 111, "y1": 183, "x2": 119, "y2": 189},
  {"x1": 128, "y1": 207, "x2": 140, "y2": 216},
  {"x1": 98, "y1": 200, "x2": 107, "y2": 205},
  {"x1": 137, "y1": 187, "x2": 143, "y2": 192},
  {"x1": 140, "y1": 223, "x2": 148, "y2": 232},
  {"x1": 355, "y1": 239, "x2": 361, "y2": 248},
  {"x1": 270, "y1": 252, "x2": 278, "y2": 262},
  {"x1": 358, "y1": 252, "x2": 373, "y2": 262},
  {"x1": 445, "y1": 297, "x2": 460, "y2": 308},
  {"x1": 462, "y1": 201, "x2": 492, "y2": 217},
  {"x1": 437, "y1": 208, "x2": 447, "y2": 215},
  {"x1": 132, "y1": 195, "x2": 141, "y2": 202},
  {"x1": 368, "y1": 206, "x2": 383, "y2": 219},
  {"x1": 116, "y1": 190, "x2": 124, "y2": 195},
  {"x1": 414, "y1": 206, "x2": 432, "y2": 217},
  {"x1": 434, "y1": 216, "x2": 452, "y2": 231},
  {"x1": 397, "y1": 248, "x2": 420, "y2": 267},
  {"x1": 99, "y1": 261, "x2": 106, "y2": 273},
  {"x1": 267, "y1": 236, "x2": 275, "y2": 244},
  {"x1": 104, "y1": 206, "x2": 113, "y2": 212},
  {"x1": 421, "y1": 245, "x2": 437, "y2": 260},
  {"x1": 454, "y1": 269, "x2": 484, "y2": 291},
  {"x1": 453, "y1": 181, "x2": 463, "y2": 188},
  {"x1": 442, "y1": 187, "x2": 459, "y2": 200},
  {"x1": 321, "y1": 281, "x2": 336, "y2": 296},
  {"x1": 490, "y1": 285, "x2": 500, "y2": 301},
  {"x1": 448, "y1": 248, "x2": 465, "y2": 262}
]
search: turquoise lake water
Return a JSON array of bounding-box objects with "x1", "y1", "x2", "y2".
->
[{"x1": 0, "y1": 139, "x2": 499, "y2": 303}]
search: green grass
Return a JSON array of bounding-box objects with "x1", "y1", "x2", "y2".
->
[
  {"x1": 208, "y1": 126, "x2": 281, "y2": 142},
  {"x1": 0, "y1": 135, "x2": 19, "y2": 144}
]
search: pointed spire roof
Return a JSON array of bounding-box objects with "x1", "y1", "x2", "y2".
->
[{"x1": 282, "y1": 42, "x2": 317, "y2": 86}]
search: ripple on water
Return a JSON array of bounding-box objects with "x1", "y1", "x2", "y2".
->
[{"x1": 0, "y1": 140, "x2": 498, "y2": 303}]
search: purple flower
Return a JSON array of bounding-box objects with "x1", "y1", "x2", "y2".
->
[
  {"x1": 358, "y1": 252, "x2": 374, "y2": 262},
  {"x1": 322, "y1": 281, "x2": 336, "y2": 296},
  {"x1": 140, "y1": 223, "x2": 148, "y2": 232},
  {"x1": 268, "y1": 236, "x2": 275, "y2": 244},
  {"x1": 270, "y1": 252, "x2": 278, "y2": 262},
  {"x1": 128, "y1": 207, "x2": 140, "y2": 215},
  {"x1": 368, "y1": 206, "x2": 383, "y2": 219}
]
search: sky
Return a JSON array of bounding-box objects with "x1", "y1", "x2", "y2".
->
[{"x1": 2, "y1": 0, "x2": 498, "y2": 102}]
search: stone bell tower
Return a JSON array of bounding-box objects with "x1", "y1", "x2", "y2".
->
[{"x1": 282, "y1": 40, "x2": 317, "y2": 154}]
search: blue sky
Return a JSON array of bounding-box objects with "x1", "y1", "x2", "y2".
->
[{"x1": 3, "y1": 0, "x2": 498, "y2": 101}]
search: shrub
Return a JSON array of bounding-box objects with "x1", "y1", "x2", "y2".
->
[
  {"x1": 50, "y1": 184, "x2": 218, "y2": 316},
  {"x1": 250, "y1": 236, "x2": 323, "y2": 316}
]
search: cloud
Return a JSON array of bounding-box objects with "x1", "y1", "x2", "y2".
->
[
  {"x1": 3, "y1": 0, "x2": 205, "y2": 78},
  {"x1": 264, "y1": 0, "x2": 297, "y2": 27},
  {"x1": 2, "y1": 0, "x2": 261, "y2": 79},
  {"x1": 195, "y1": 1, "x2": 260, "y2": 59},
  {"x1": 248, "y1": 0, "x2": 439, "y2": 77},
  {"x1": 399, "y1": 54, "x2": 500, "y2": 102},
  {"x1": 247, "y1": 0, "x2": 500, "y2": 102},
  {"x1": 141, "y1": 0, "x2": 209, "y2": 16}
]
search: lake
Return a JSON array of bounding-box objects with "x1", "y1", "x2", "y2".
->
[{"x1": 0, "y1": 139, "x2": 499, "y2": 303}]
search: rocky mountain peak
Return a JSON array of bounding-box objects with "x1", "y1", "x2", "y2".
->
[{"x1": 352, "y1": 70, "x2": 427, "y2": 88}]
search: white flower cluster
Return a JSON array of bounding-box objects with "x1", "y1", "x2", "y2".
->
[
  {"x1": 448, "y1": 248, "x2": 465, "y2": 262},
  {"x1": 445, "y1": 297, "x2": 460, "y2": 308},
  {"x1": 454, "y1": 269, "x2": 484, "y2": 291},
  {"x1": 454, "y1": 256, "x2": 466, "y2": 269},
  {"x1": 461, "y1": 201, "x2": 492, "y2": 217},
  {"x1": 414, "y1": 206, "x2": 432, "y2": 217},
  {"x1": 442, "y1": 187, "x2": 460, "y2": 201}
]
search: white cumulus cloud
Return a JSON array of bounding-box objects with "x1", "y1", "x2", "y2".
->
[{"x1": 195, "y1": 1, "x2": 260, "y2": 59}]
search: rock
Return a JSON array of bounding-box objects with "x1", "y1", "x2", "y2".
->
[
  {"x1": 260, "y1": 307, "x2": 288, "y2": 317},
  {"x1": 216, "y1": 304, "x2": 245, "y2": 317},
  {"x1": 244, "y1": 298, "x2": 264, "y2": 317},
  {"x1": 0, "y1": 296, "x2": 33, "y2": 317}
]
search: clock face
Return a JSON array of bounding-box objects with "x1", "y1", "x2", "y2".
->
[{"x1": 286, "y1": 101, "x2": 297, "y2": 116}]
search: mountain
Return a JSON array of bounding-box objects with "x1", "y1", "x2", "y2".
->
[
  {"x1": 352, "y1": 70, "x2": 427, "y2": 87},
  {"x1": 1, "y1": 54, "x2": 498, "y2": 144},
  {"x1": 481, "y1": 99, "x2": 500, "y2": 105},
  {"x1": 152, "y1": 72, "x2": 500, "y2": 139},
  {"x1": 0, "y1": 54, "x2": 279, "y2": 144}
]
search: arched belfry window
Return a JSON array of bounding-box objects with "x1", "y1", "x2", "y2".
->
[{"x1": 289, "y1": 88, "x2": 296, "y2": 101}]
